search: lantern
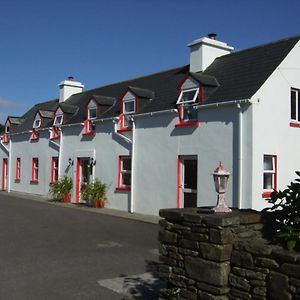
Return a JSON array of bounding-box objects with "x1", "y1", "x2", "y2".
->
[{"x1": 212, "y1": 162, "x2": 232, "y2": 213}]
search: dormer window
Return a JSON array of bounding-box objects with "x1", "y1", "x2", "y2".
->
[
  {"x1": 33, "y1": 119, "x2": 41, "y2": 128},
  {"x1": 123, "y1": 96, "x2": 136, "y2": 114},
  {"x1": 177, "y1": 88, "x2": 199, "y2": 104},
  {"x1": 88, "y1": 101, "x2": 97, "y2": 120},
  {"x1": 53, "y1": 115, "x2": 63, "y2": 126},
  {"x1": 5, "y1": 125, "x2": 10, "y2": 133}
]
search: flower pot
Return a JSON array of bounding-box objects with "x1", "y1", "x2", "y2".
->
[
  {"x1": 95, "y1": 199, "x2": 105, "y2": 208},
  {"x1": 63, "y1": 193, "x2": 71, "y2": 203}
]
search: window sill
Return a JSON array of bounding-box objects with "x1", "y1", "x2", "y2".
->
[
  {"x1": 117, "y1": 128, "x2": 132, "y2": 133},
  {"x1": 50, "y1": 136, "x2": 60, "y2": 140},
  {"x1": 15, "y1": 179, "x2": 20, "y2": 183},
  {"x1": 175, "y1": 121, "x2": 200, "y2": 128},
  {"x1": 30, "y1": 180, "x2": 39, "y2": 185},
  {"x1": 262, "y1": 191, "x2": 272, "y2": 198},
  {"x1": 82, "y1": 132, "x2": 96, "y2": 137},
  {"x1": 30, "y1": 138, "x2": 39, "y2": 142},
  {"x1": 115, "y1": 187, "x2": 131, "y2": 192},
  {"x1": 289, "y1": 121, "x2": 300, "y2": 127}
]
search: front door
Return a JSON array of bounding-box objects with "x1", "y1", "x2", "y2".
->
[
  {"x1": 178, "y1": 156, "x2": 198, "y2": 208},
  {"x1": 76, "y1": 158, "x2": 92, "y2": 203},
  {"x1": 2, "y1": 158, "x2": 8, "y2": 191}
]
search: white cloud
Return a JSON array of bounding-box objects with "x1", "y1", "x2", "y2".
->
[{"x1": 0, "y1": 97, "x2": 29, "y2": 110}]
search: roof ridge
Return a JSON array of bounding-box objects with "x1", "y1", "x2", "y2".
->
[
  {"x1": 217, "y1": 34, "x2": 300, "y2": 60},
  {"x1": 77, "y1": 64, "x2": 189, "y2": 95}
]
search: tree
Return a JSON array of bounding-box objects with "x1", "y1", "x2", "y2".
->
[{"x1": 0, "y1": 124, "x2": 4, "y2": 134}]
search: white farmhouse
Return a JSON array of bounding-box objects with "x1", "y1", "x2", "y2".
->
[{"x1": 1, "y1": 34, "x2": 300, "y2": 215}]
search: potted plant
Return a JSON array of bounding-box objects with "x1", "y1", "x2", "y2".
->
[
  {"x1": 49, "y1": 176, "x2": 73, "y2": 202},
  {"x1": 89, "y1": 179, "x2": 107, "y2": 208},
  {"x1": 81, "y1": 183, "x2": 92, "y2": 206}
]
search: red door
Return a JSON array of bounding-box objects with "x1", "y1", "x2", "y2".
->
[
  {"x1": 2, "y1": 158, "x2": 8, "y2": 191},
  {"x1": 75, "y1": 158, "x2": 91, "y2": 203}
]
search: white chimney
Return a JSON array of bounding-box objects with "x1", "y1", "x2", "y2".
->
[
  {"x1": 58, "y1": 76, "x2": 84, "y2": 102},
  {"x1": 188, "y1": 34, "x2": 234, "y2": 73}
]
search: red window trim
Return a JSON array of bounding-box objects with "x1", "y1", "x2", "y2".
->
[
  {"x1": 116, "y1": 156, "x2": 131, "y2": 191},
  {"x1": 50, "y1": 126, "x2": 60, "y2": 140},
  {"x1": 31, "y1": 158, "x2": 39, "y2": 183},
  {"x1": 289, "y1": 121, "x2": 300, "y2": 127},
  {"x1": 262, "y1": 154, "x2": 277, "y2": 198},
  {"x1": 15, "y1": 158, "x2": 21, "y2": 181},
  {"x1": 50, "y1": 157, "x2": 59, "y2": 184},
  {"x1": 82, "y1": 120, "x2": 96, "y2": 136},
  {"x1": 2, "y1": 133, "x2": 9, "y2": 144},
  {"x1": 117, "y1": 114, "x2": 133, "y2": 132},
  {"x1": 30, "y1": 129, "x2": 39, "y2": 141},
  {"x1": 175, "y1": 105, "x2": 200, "y2": 128}
]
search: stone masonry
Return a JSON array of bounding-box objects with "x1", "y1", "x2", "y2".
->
[{"x1": 158, "y1": 208, "x2": 300, "y2": 300}]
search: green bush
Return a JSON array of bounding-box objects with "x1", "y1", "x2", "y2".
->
[
  {"x1": 81, "y1": 178, "x2": 107, "y2": 206},
  {"x1": 49, "y1": 176, "x2": 73, "y2": 201},
  {"x1": 264, "y1": 171, "x2": 300, "y2": 250}
]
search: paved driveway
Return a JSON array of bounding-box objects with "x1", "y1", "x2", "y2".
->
[{"x1": 0, "y1": 193, "x2": 162, "y2": 299}]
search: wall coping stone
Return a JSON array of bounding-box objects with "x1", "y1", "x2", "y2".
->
[{"x1": 159, "y1": 208, "x2": 261, "y2": 227}]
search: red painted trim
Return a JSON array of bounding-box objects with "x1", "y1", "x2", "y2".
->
[
  {"x1": 2, "y1": 133, "x2": 9, "y2": 144},
  {"x1": 50, "y1": 126, "x2": 60, "y2": 140},
  {"x1": 117, "y1": 156, "x2": 131, "y2": 190},
  {"x1": 30, "y1": 129, "x2": 39, "y2": 141},
  {"x1": 2, "y1": 158, "x2": 7, "y2": 191},
  {"x1": 199, "y1": 85, "x2": 204, "y2": 102},
  {"x1": 82, "y1": 131, "x2": 96, "y2": 137},
  {"x1": 50, "y1": 157, "x2": 58, "y2": 184},
  {"x1": 115, "y1": 187, "x2": 131, "y2": 192},
  {"x1": 177, "y1": 156, "x2": 181, "y2": 208},
  {"x1": 75, "y1": 158, "x2": 80, "y2": 203},
  {"x1": 175, "y1": 121, "x2": 200, "y2": 128},
  {"x1": 31, "y1": 158, "x2": 39, "y2": 182},
  {"x1": 262, "y1": 191, "x2": 272, "y2": 198},
  {"x1": 289, "y1": 121, "x2": 300, "y2": 127},
  {"x1": 118, "y1": 114, "x2": 133, "y2": 132},
  {"x1": 15, "y1": 158, "x2": 20, "y2": 181}
]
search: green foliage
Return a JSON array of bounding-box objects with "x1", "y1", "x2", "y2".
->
[
  {"x1": 49, "y1": 176, "x2": 73, "y2": 201},
  {"x1": 0, "y1": 124, "x2": 4, "y2": 134},
  {"x1": 265, "y1": 171, "x2": 300, "y2": 250},
  {"x1": 81, "y1": 178, "x2": 107, "y2": 206}
]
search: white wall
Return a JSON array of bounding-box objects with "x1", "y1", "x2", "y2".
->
[
  {"x1": 251, "y1": 41, "x2": 300, "y2": 211},
  {"x1": 9, "y1": 130, "x2": 59, "y2": 196},
  {"x1": 133, "y1": 106, "x2": 238, "y2": 215}
]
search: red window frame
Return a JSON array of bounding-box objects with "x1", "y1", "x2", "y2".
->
[
  {"x1": 262, "y1": 155, "x2": 277, "y2": 198},
  {"x1": 50, "y1": 126, "x2": 60, "y2": 140},
  {"x1": 50, "y1": 157, "x2": 59, "y2": 184},
  {"x1": 30, "y1": 129, "x2": 39, "y2": 141},
  {"x1": 116, "y1": 156, "x2": 131, "y2": 191},
  {"x1": 118, "y1": 114, "x2": 133, "y2": 132},
  {"x1": 290, "y1": 88, "x2": 300, "y2": 127},
  {"x1": 2, "y1": 133, "x2": 9, "y2": 144},
  {"x1": 15, "y1": 158, "x2": 21, "y2": 182},
  {"x1": 82, "y1": 119, "x2": 96, "y2": 136},
  {"x1": 31, "y1": 157, "x2": 39, "y2": 184},
  {"x1": 175, "y1": 104, "x2": 200, "y2": 128}
]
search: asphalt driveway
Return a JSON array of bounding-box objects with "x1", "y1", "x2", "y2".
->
[{"x1": 0, "y1": 193, "x2": 162, "y2": 299}]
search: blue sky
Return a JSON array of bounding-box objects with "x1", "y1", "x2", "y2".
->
[{"x1": 0, "y1": 0, "x2": 299, "y2": 123}]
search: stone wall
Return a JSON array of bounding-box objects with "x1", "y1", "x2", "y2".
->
[{"x1": 158, "y1": 208, "x2": 300, "y2": 300}]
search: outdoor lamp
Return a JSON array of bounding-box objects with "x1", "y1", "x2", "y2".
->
[
  {"x1": 68, "y1": 158, "x2": 74, "y2": 166},
  {"x1": 212, "y1": 162, "x2": 232, "y2": 213}
]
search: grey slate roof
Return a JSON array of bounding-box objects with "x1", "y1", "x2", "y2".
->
[{"x1": 10, "y1": 35, "x2": 300, "y2": 133}]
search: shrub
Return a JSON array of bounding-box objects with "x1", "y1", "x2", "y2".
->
[
  {"x1": 264, "y1": 171, "x2": 300, "y2": 250},
  {"x1": 49, "y1": 176, "x2": 73, "y2": 201}
]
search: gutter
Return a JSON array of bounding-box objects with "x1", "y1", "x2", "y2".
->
[{"x1": 237, "y1": 103, "x2": 243, "y2": 209}]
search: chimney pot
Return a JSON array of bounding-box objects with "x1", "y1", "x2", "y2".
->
[
  {"x1": 68, "y1": 76, "x2": 74, "y2": 81},
  {"x1": 208, "y1": 33, "x2": 217, "y2": 40}
]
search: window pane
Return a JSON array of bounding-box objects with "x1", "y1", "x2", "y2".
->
[
  {"x1": 122, "y1": 173, "x2": 131, "y2": 186},
  {"x1": 264, "y1": 156, "x2": 273, "y2": 171},
  {"x1": 264, "y1": 173, "x2": 273, "y2": 189},
  {"x1": 54, "y1": 116, "x2": 62, "y2": 125},
  {"x1": 122, "y1": 158, "x2": 131, "y2": 171},
  {"x1": 291, "y1": 90, "x2": 296, "y2": 120},
  {"x1": 183, "y1": 105, "x2": 197, "y2": 121},
  {"x1": 124, "y1": 101, "x2": 135, "y2": 113},
  {"x1": 89, "y1": 108, "x2": 97, "y2": 119},
  {"x1": 182, "y1": 89, "x2": 197, "y2": 102}
]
